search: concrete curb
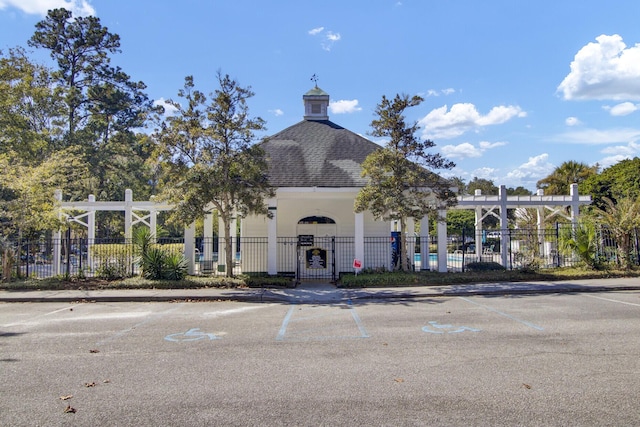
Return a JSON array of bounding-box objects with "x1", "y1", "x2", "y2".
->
[{"x1": 1, "y1": 280, "x2": 639, "y2": 304}]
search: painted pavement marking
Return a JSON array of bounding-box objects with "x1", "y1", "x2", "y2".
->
[
  {"x1": 422, "y1": 321, "x2": 481, "y2": 334},
  {"x1": 458, "y1": 297, "x2": 544, "y2": 331},
  {"x1": 165, "y1": 328, "x2": 220, "y2": 342},
  {"x1": 583, "y1": 294, "x2": 640, "y2": 307},
  {"x1": 276, "y1": 301, "x2": 370, "y2": 341},
  {"x1": 96, "y1": 304, "x2": 184, "y2": 346}
]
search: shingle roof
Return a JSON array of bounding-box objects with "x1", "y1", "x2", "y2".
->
[{"x1": 261, "y1": 119, "x2": 381, "y2": 188}]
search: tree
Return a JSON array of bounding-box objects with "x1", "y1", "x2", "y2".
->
[
  {"x1": 537, "y1": 160, "x2": 598, "y2": 195},
  {"x1": 581, "y1": 158, "x2": 640, "y2": 210},
  {"x1": 155, "y1": 73, "x2": 274, "y2": 277},
  {"x1": 0, "y1": 148, "x2": 90, "y2": 280},
  {"x1": 28, "y1": 8, "x2": 157, "y2": 203},
  {"x1": 0, "y1": 47, "x2": 64, "y2": 162},
  {"x1": 355, "y1": 94, "x2": 456, "y2": 271},
  {"x1": 467, "y1": 177, "x2": 498, "y2": 195},
  {"x1": 588, "y1": 196, "x2": 640, "y2": 270}
]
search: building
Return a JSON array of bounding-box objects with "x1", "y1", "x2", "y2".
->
[{"x1": 240, "y1": 86, "x2": 437, "y2": 280}]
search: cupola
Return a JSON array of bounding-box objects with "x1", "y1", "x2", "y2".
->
[{"x1": 303, "y1": 86, "x2": 330, "y2": 121}]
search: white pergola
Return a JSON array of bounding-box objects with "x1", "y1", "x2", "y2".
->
[
  {"x1": 55, "y1": 183, "x2": 591, "y2": 275},
  {"x1": 454, "y1": 183, "x2": 591, "y2": 266}
]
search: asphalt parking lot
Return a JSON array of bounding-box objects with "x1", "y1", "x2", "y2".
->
[{"x1": 2, "y1": 291, "x2": 640, "y2": 426}]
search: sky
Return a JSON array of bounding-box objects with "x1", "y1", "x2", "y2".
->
[{"x1": 1, "y1": 0, "x2": 640, "y2": 193}]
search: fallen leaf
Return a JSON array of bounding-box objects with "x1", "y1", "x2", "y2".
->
[
  {"x1": 64, "y1": 405, "x2": 76, "y2": 413},
  {"x1": 394, "y1": 378, "x2": 404, "y2": 383},
  {"x1": 523, "y1": 383, "x2": 532, "y2": 389},
  {"x1": 59, "y1": 395, "x2": 73, "y2": 400},
  {"x1": 84, "y1": 382, "x2": 96, "y2": 387},
  {"x1": 89, "y1": 349, "x2": 100, "y2": 353}
]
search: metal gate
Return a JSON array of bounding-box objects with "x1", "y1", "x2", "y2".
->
[{"x1": 297, "y1": 236, "x2": 335, "y2": 281}]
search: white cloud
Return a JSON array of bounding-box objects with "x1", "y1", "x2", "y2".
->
[
  {"x1": 154, "y1": 98, "x2": 178, "y2": 117},
  {"x1": 424, "y1": 88, "x2": 456, "y2": 97},
  {"x1": 269, "y1": 108, "x2": 284, "y2": 116},
  {"x1": 0, "y1": 0, "x2": 95, "y2": 16},
  {"x1": 505, "y1": 153, "x2": 555, "y2": 183},
  {"x1": 604, "y1": 101, "x2": 639, "y2": 116},
  {"x1": 442, "y1": 142, "x2": 482, "y2": 158},
  {"x1": 598, "y1": 154, "x2": 629, "y2": 168},
  {"x1": 558, "y1": 34, "x2": 640, "y2": 101},
  {"x1": 419, "y1": 103, "x2": 526, "y2": 139},
  {"x1": 308, "y1": 27, "x2": 324, "y2": 36},
  {"x1": 308, "y1": 26, "x2": 341, "y2": 51},
  {"x1": 471, "y1": 167, "x2": 499, "y2": 180},
  {"x1": 326, "y1": 31, "x2": 341, "y2": 42},
  {"x1": 329, "y1": 99, "x2": 361, "y2": 114},
  {"x1": 565, "y1": 117, "x2": 582, "y2": 126},
  {"x1": 441, "y1": 140, "x2": 507, "y2": 159},
  {"x1": 555, "y1": 127, "x2": 640, "y2": 144},
  {"x1": 600, "y1": 141, "x2": 640, "y2": 156}
]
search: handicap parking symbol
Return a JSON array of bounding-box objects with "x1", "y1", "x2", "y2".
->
[
  {"x1": 165, "y1": 328, "x2": 220, "y2": 342},
  {"x1": 422, "y1": 321, "x2": 481, "y2": 334}
]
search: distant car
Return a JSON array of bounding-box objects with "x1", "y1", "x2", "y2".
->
[{"x1": 487, "y1": 231, "x2": 501, "y2": 239}]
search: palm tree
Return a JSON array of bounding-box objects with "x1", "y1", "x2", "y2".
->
[
  {"x1": 589, "y1": 196, "x2": 640, "y2": 270},
  {"x1": 536, "y1": 161, "x2": 598, "y2": 195}
]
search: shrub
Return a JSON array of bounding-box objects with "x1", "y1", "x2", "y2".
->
[{"x1": 465, "y1": 261, "x2": 506, "y2": 272}]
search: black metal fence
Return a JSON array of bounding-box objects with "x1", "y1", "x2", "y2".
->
[{"x1": 5, "y1": 224, "x2": 640, "y2": 280}]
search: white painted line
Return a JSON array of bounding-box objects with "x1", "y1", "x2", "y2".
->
[
  {"x1": 584, "y1": 294, "x2": 640, "y2": 307},
  {"x1": 2, "y1": 305, "x2": 77, "y2": 327},
  {"x1": 202, "y1": 305, "x2": 269, "y2": 318},
  {"x1": 459, "y1": 297, "x2": 544, "y2": 331},
  {"x1": 96, "y1": 304, "x2": 184, "y2": 346}
]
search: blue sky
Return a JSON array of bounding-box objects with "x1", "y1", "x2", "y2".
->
[{"x1": 1, "y1": 0, "x2": 640, "y2": 192}]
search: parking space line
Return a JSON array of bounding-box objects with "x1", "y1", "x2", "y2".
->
[
  {"x1": 96, "y1": 304, "x2": 184, "y2": 346},
  {"x1": 276, "y1": 303, "x2": 369, "y2": 341},
  {"x1": 584, "y1": 294, "x2": 640, "y2": 307},
  {"x1": 347, "y1": 300, "x2": 370, "y2": 338},
  {"x1": 459, "y1": 297, "x2": 544, "y2": 331}
]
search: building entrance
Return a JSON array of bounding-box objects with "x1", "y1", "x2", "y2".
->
[{"x1": 296, "y1": 216, "x2": 336, "y2": 280}]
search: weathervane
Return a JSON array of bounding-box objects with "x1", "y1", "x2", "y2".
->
[{"x1": 310, "y1": 74, "x2": 319, "y2": 87}]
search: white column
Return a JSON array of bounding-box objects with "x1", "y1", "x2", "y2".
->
[
  {"x1": 437, "y1": 209, "x2": 448, "y2": 273},
  {"x1": 420, "y1": 215, "x2": 430, "y2": 271},
  {"x1": 570, "y1": 183, "x2": 580, "y2": 225},
  {"x1": 499, "y1": 185, "x2": 509, "y2": 267},
  {"x1": 218, "y1": 215, "x2": 227, "y2": 273},
  {"x1": 536, "y1": 189, "x2": 545, "y2": 258},
  {"x1": 87, "y1": 194, "x2": 96, "y2": 271},
  {"x1": 267, "y1": 201, "x2": 278, "y2": 275},
  {"x1": 354, "y1": 212, "x2": 364, "y2": 271},
  {"x1": 124, "y1": 189, "x2": 133, "y2": 240},
  {"x1": 475, "y1": 189, "x2": 483, "y2": 260},
  {"x1": 204, "y1": 212, "x2": 214, "y2": 262},
  {"x1": 184, "y1": 222, "x2": 196, "y2": 275},
  {"x1": 53, "y1": 190, "x2": 63, "y2": 276},
  {"x1": 406, "y1": 217, "x2": 415, "y2": 270}
]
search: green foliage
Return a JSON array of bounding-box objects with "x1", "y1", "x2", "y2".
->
[
  {"x1": 587, "y1": 196, "x2": 640, "y2": 270},
  {"x1": 537, "y1": 161, "x2": 598, "y2": 195},
  {"x1": 558, "y1": 221, "x2": 600, "y2": 269},
  {"x1": 163, "y1": 253, "x2": 188, "y2": 281},
  {"x1": 26, "y1": 8, "x2": 157, "y2": 205},
  {"x1": 92, "y1": 243, "x2": 133, "y2": 279},
  {"x1": 465, "y1": 262, "x2": 506, "y2": 272},
  {"x1": 155, "y1": 71, "x2": 274, "y2": 277},
  {"x1": 355, "y1": 93, "x2": 456, "y2": 271},
  {"x1": 581, "y1": 158, "x2": 640, "y2": 210}
]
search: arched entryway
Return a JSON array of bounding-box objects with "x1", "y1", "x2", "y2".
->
[{"x1": 296, "y1": 216, "x2": 336, "y2": 280}]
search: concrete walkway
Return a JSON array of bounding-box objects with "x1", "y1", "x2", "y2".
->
[{"x1": 1, "y1": 277, "x2": 640, "y2": 304}]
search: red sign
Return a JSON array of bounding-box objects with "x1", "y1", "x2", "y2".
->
[{"x1": 353, "y1": 259, "x2": 362, "y2": 269}]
